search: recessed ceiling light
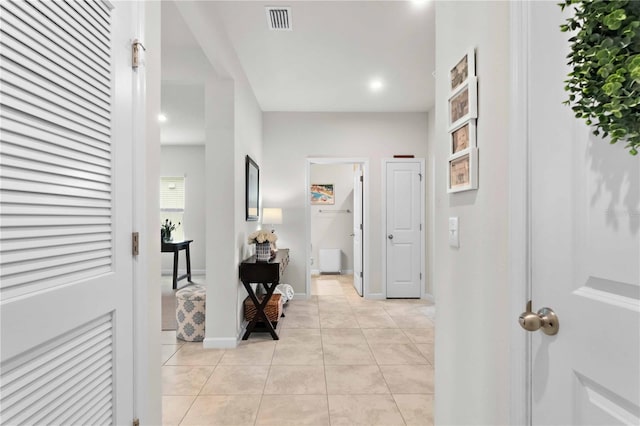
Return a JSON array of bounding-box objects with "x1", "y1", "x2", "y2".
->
[
  {"x1": 411, "y1": 0, "x2": 429, "y2": 8},
  {"x1": 158, "y1": 113, "x2": 167, "y2": 123},
  {"x1": 369, "y1": 79, "x2": 384, "y2": 92}
]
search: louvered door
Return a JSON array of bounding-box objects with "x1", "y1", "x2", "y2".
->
[{"x1": 0, "y1": 1, "x2": 135, "y2": 424}]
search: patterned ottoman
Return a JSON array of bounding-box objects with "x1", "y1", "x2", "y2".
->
[{"x1": 175, "y1": 285, "x2": 206, "y2": 342}]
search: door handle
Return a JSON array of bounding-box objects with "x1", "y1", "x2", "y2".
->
[
  {"x1": 518, "y1": 300, "x2": 559, "y2": 335},
  {"x1": 388, "y1": 234, "x2": 394, "y2": 240}
]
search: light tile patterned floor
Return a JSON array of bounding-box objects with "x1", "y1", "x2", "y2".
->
[{"x1": 161, "y1": 275, "x2": 435, "y2": 425}]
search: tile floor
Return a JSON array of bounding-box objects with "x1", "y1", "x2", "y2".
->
[{"x1": 161, "y1": 274, "x2": 435, "y2": 425}]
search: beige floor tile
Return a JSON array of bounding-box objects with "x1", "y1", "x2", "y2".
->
[
  {"x1": 161, "y1": 366, "x2": 214, "y2": 396},
  {"x1": 328, "y1": 394, "x2": 405, "y2": 426},
  {"x1": 164, "y1": 343, "x2": 225, "y2": 366},
  {"x1": 281, "y1": 312, "x2": 321, "y2": 328},
  {"x1": 362, "y1": 328, "x2": 412, "y2": 344},
  {"x1": 402, "y1": 328, "x2": 434, "y2": 344},
  {"x1": 319, "y1": 312, "x2": 359, "y2": 328},
  {"x1": 285, "y1": 304, "x2": 319, "y2": 315},
  {"x1": 255, "y1": 395, "x2": 330, "y2": 425},
  {"x1": 160, "y1": 330, "x2": 183, "y2": 345},
  {"x1": 323, "y1": 342, "x2": 376, "y2": 365},
  {"x1": 161, "y1": 345, "x2": 181, "y2": 365},
  {"x1": 218, "y1": 341, "x2": 276, "y2": 365},
  {"x1": 415, "y1": 343, "x2": 434, "y2": 364},
  {"x1": 356, "y1": 313, "x2": 399, "y2": 328},
  {"x1": 389, "y1": 314, "x2": 434, "y2": 329},
  {"x1": 264, "y1": 365, "x2": 326, "y2": 394},
  {"x1": 162, "y1": 395, "x2": 195, "y2": 426},
  {"x1": 369, "y1": 343, "x2": 428, "y2": 365},
  {"x1": 272, "y1": 342, "x2": 324, "y2": 365},
  {"x1": 380, "y1": 365, "x2": 434, "y2": 394},
  {"x1": 321, "y1": 328, "x2": 366, "y2": 345},
  {"x1": 180, "y1": 395, "x2": 261, "y2": 425},
  {"x1": 278, "y1": 328, "x2": 322, "y2": 345},
  {"x1": 200, "y1": 365, "x2": 270, "y2": 395},
  {"x1": 325, "y1": 365, "x2": 389, "y2": 394},
  {"x1": 393, "y1": 394, "x2": 434, "y2": 426}
]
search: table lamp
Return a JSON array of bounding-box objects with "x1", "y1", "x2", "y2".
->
[{"x1": 262, "y1": 208, "x2": 283, "y2": 233}]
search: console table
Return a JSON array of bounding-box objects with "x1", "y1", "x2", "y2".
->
[
  {"x1": 239, "y1": 249, "x2": 289, "y2": 340},
  {"x1": 161, "y1": 240, "x2": 193, "y2": 290}
]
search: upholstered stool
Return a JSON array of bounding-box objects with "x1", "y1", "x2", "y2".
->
[{"x1": 175, "y1": 284, "x2": 206, "y2": 342}]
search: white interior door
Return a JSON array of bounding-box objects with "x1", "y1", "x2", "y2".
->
[
  {"x1": 0, "y1": 1, "x2": 136, "y2": 424},
  {"x1": 353, "y1": 164, "x2": 363, "y2": 296},
  {"x1": 526, "y1": 3, "x2": 640, "y2": 424},
  {"x1": 385, "y1": 161, "x2": 422, "y2": 298}
]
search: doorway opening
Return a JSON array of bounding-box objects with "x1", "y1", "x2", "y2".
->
[{"x1": 305, "y1": 158, "x2": 369, "y2": 298}]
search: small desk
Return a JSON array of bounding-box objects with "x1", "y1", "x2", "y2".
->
[
  {"x1": 239, "y1": 249, "x2": 289, "y2": 340},
  {"x1": 161, "y1": 240, "x2": 193, "y2": 289}
]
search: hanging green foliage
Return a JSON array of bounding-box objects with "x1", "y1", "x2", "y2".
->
[{"x1": 560, "y1": 0, "x2": 640, "y2": 155}]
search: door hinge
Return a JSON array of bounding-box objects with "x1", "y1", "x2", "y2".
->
[
  {"x1": 360, "y1": 223, "x2": 363, "y2": 230},
  {"x1": 420, "y1": 224, "x2": 422, "y2": 231},
  {"x1": 132, "y1": 232, "x2": 139, "y2": 256},
  {"x1": 360, "y1": 271, "x2": 363, "y2": 278},
  {"x1": 133, "y1": 419, "x2": 140, "y2": 426},
  {"x1": 420, "y1": 273, "x2": 422, "y2": 280},
  {"x1": 132, "y1": 39, "x2": 146, "y2": 69},
  {"x1": 360, "y1": 175, "x2": 363, "y2": 182},
  {"x1": 418, "y1": 173, "x2": 423, "y2": 181}
]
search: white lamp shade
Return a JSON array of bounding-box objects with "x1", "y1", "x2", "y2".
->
[{"x1": 262, "y1": 208, "x2": 283, "y2": 225}]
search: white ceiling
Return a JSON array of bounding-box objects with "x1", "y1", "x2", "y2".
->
[{"x1": 159, "y1": 0, "x2": 435, "y2": 144}]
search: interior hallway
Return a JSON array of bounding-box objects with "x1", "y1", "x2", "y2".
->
[{"x1": 161, "y1": 274, "x2": 435, "y2": 425}]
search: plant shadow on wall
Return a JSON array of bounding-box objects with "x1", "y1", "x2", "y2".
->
[
  {"x1": 560, "y1": 0, "x2": 640, "y2": 156},
  {"x1": 587, "y1": 131, "x2": 640, "y2": 235}
]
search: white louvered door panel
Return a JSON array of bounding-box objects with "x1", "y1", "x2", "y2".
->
[{"x1": 0, "y1": 1, "x2": 135, "y2": 424}]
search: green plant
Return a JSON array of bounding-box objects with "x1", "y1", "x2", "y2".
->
[
  {"x1": 560, "y1": 0, "x2": 640, "y2": 155},
  {"x1": 161, "y1": 219, "x2": 180, "y2": 237}
]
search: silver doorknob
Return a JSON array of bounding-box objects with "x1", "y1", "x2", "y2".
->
[
  {"x1": 388, "y1": 234, "x2": 394, "y2": 240},
  {"x1": 519, "y1": 301, "x2": 559, "y2": 336}
]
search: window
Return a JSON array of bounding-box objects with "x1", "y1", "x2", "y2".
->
[{"x1": 160, "y1": 176, "x2": 185, "y2": 241}]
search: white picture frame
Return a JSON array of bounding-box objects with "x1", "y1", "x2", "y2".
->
[
  {"x1": 448, "y1": 77, "x2": 478, "y2": 131},
  {"x1": 449, "y1": 119, "x2": 477, "y2": 155},
  {"x1": 447, "y1": 147, "x2": 478, "y2": 193},
  {"x1": 449, "y1": 48, "x2": 476, "y2": 93}
]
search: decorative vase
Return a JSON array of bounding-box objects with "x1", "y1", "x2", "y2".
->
[
  {"x1": 255, "y1": 242, "x2": 271, "y2": 261},
  {"x1": 162, "y1": 230, "x2": 172, "y2": 242}
]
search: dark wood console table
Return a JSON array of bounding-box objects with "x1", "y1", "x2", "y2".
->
[
  {"x1": 161, "y1": 240, "x2": 193, "y2": 289},
  {"x1": 239, "y1": 249, "x2": 289, "y2": 340}
]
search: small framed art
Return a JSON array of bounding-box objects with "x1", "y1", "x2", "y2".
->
[
  {"x1": 450, "y1": 48, "x2": 476, "y2": 92},
  {"x1": 448, "y1": 77, "x2": 478, "y2": 130},
  {"x1": 310, "y1": 184, "x2": 335, "y2": 205},
  {"x1": 449, "y1": 120, "x2": 476, "y2": 155},
  {"x1": 447, "y1": 148, "x2": 478, "y2": 193}
]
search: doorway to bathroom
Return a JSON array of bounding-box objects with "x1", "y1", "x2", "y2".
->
[{"x1": 305, "y1": 158, "x2": 369, "y2": 298}]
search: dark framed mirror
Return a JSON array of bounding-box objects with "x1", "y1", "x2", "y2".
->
[{"x1": 245, "y1": 155, "x2": 259, "y2": 221}]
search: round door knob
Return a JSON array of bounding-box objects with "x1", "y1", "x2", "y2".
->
[
  {"x1": 518, "y1": 305, "x2": 559, "y2": 336},
  {"x1": 388, "y1": 234, "x2": 394, "y2": 240}
]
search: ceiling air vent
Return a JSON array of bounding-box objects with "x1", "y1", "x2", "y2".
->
[{"x1": 266, "y1": 7, "x2": 292, "y2": 31}]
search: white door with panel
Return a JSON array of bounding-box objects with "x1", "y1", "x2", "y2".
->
[
  {"x1": 525, "y1": 3, "x2": 639, "y2": 424},
  {"x1": 385, "y1": 161, "x2": 423, "y2": 298},
  {"x1": 353, "y1": 164, "x2": 363, "y2": 296},
  {"x1": 0, "y1": 1, "x2": 136, "y2": 424}
]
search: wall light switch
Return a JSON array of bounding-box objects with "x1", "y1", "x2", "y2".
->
[{"x1": 449, "y1": 217, "x2": 459, "y2": 248}]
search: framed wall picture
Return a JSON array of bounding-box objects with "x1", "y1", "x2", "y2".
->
[
  {"x1": 449, "y1": 120, "x2": 476, "y2": 155},
  {"x1": 447, "y1": 148, "x2": 478, "y2": 193},
  {"x1": 448, "y1": 77, "x2": 478, "y2": 130},
  {"x1": 310, "y1": 183, "x2": 335, "y2": 205},
  {"x1": 450, "y1": 48, "x2": 476, "y2": 92}
]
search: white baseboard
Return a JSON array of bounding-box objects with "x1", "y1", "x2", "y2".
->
[
  {"x1": 310, "y1": 269, "x2": 354, "y2": 275},
  {"x1": 203, "y1": 337, "x2": 237, "y2": 349},
  {"x1": 423, "y1": 293, "x2": 435, "y2": 303},
  {"x1": 296, "y1": 292, "x2": 309, "y2": 300},
  {"x1": 161, "y1": 269, "x2": 206, "y2": 276}
]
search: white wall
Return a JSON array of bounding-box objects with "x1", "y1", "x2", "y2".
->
[
  {"x1": 262, "y1": 112, "x2": 429, "y2": 296},
  {"x1": 432, "y1": 1, "x2": 510, "y2": 424},
  {"x1": 160, "y1": 146, "x2": 206, "y2": 274},
  {"x1": 310, "y1": 164, "x2": 355, "y2": 273}
]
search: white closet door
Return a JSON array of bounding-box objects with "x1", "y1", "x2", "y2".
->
[{"x1": 0, "y1": 1, "x2": 135, "y2": 424}]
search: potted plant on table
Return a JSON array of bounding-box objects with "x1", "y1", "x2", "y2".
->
[
  {"x1": 247, "y1": 229, "x2": 278, "y2": 261},
  {"x1": 161, "y1": 219, "x2": 180, "y2": 242}
]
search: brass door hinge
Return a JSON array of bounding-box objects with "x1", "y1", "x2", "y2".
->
[
  {"x1": 132, "y1": 232, "x2": 139, "y2": 256},
  {"x1": 132, "y1": 39, "x2": 146, "y2": 69}
]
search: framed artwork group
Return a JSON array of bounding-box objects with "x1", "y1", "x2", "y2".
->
[{"x1": 447, "y1": 48, "x2": 478, "y2": 193}]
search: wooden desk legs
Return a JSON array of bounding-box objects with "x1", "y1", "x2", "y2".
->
[
  {"x1": 171, "y1": 247, "x2": 193, "y2": 290},
  {"x1": 242, "y1": 282, "x2": 279, "y2": 340}
]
